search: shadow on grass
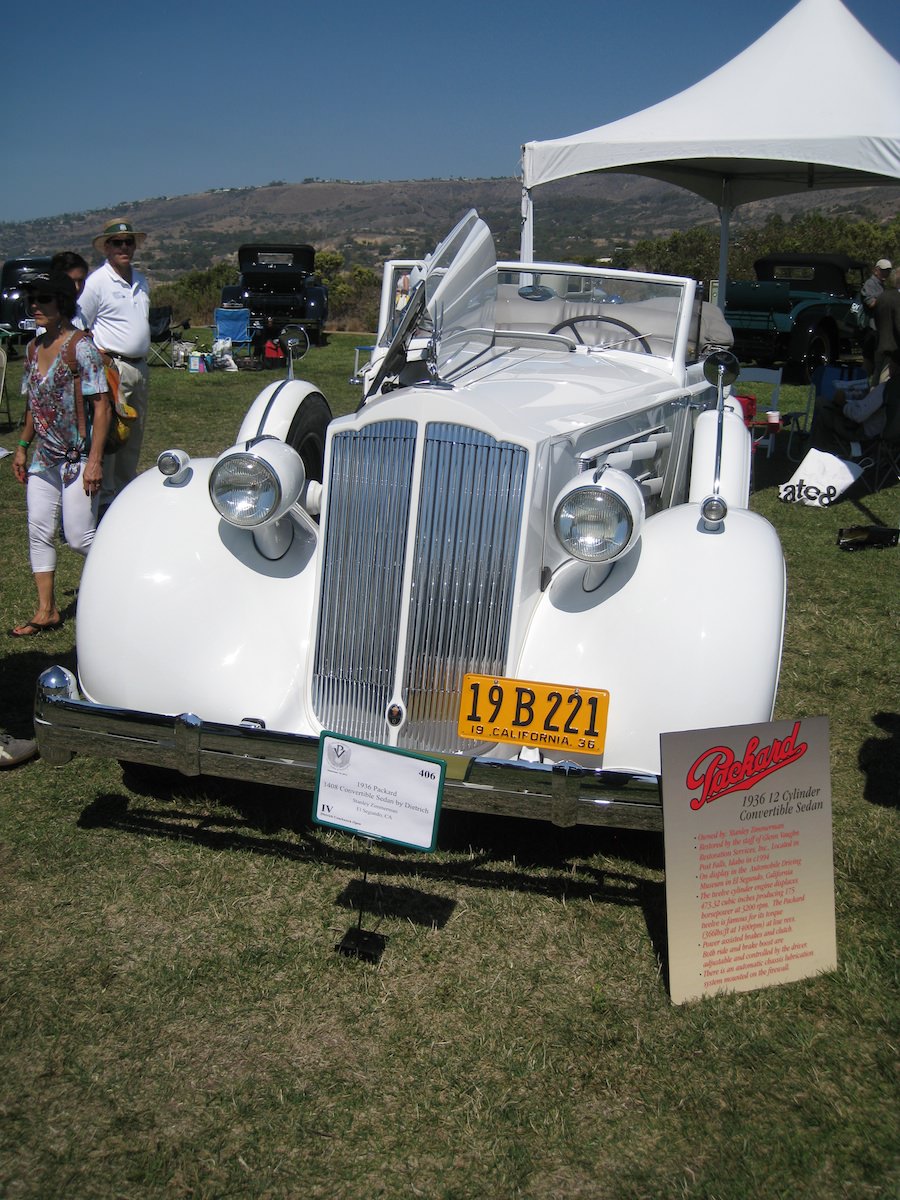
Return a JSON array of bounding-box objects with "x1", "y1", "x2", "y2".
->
[
  {"x1": 858, "y1": 712, "x2": 900, "y2": 808},
  {"x1": 0, "y1": 643, "x2": 77, "y2": 737},
  {"x1": 77, "y1": 776, "x2": 668, "y2": 968}
]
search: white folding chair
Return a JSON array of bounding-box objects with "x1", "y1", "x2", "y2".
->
[
  {"x1": 0, "y1": 345, "x2": 13, "y2": 429},
  {"x1": 783, "y1": 383, "x2": 816, "y2": 462},
  {"x1": 740, "y1": 367, "x2": 782, "y2": 458}
]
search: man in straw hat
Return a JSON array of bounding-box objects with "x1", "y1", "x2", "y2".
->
[{"x1": 78, "y1": 218, "x2": 151, "y2": 509}]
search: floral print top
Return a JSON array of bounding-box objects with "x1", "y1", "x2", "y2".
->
[{"x1": 22, "y1": 333, "x2": 106, "y2": 485}]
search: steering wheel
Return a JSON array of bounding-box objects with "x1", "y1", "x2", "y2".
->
[
  {"x1": 518, "y1": 283, "x2": 556, "y2": 302},
  {"x1": 548, "y1": 315, "x2": 652, "y2": 353}
]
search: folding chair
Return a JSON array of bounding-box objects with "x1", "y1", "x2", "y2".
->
[
  {"x1": 740, "y1": 367, "x2": 782, "y2": 458},
  {"x1": 214, "y1": 308, "x2": 252, "y2": 358},
  {"x1": 148, "y1": 307, "x2": 176, "y2": 368},
  {"x1": 863, "y1": 377, "x2": 900, "y2": 493},
  {"x1": 0, "y1": 345, "x2": 13, "y2": 429},
  {"x1": 783, "y1": 382, "x2": 816, "y2": 462}
]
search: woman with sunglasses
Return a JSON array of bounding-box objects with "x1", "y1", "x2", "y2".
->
[{"x1": 10, "y1": 272, "x2": 111, "y2": 637}]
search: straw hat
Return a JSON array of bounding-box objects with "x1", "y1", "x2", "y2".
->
[{"x1": 93, "y1": 218, "x2": 147, "y2": 253}]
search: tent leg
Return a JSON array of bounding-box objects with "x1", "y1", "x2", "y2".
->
[
  {"x1": 520, "y1": 185, "x2": 534, "y2": 264},
  {"x1": 716, "y1": 196, "x2": 732, "y2": 311}
]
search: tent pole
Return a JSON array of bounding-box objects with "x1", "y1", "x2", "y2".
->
[
  {"x1": 716, "y1": 183, "x2": 732, "y2": 311},
  {"x1": 520, "y1": 184, "x2": 534, "y2": 263}
]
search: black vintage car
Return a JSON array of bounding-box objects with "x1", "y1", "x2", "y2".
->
[
  {"x1": 220, "y1": 244, "x2": 329, "y2": 345},
  {"x1": 724, "y1": 253, "x2": 866, "y2": 376},
  {"x1": 1, "y1": 256, "x2": 53, "y2": 341}
]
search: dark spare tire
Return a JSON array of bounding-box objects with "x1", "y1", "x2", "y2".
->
[{"x1": 286, "y1": 392, "x2": 332, "y2": 483}]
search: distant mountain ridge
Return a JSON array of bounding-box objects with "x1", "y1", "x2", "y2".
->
[{"x1": 2, "y1": 175, "x2": 897, "y2": 284}]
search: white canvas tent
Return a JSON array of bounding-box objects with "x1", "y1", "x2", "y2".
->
[{"x1": 520, "y1": 0, "x2": 900, "y2": 304}]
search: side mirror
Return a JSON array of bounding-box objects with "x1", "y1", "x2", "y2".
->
[
  {"x1": 703, "y1": 350, "x2": 740, "y2": 389},
  {"x1": 279, "y1": 324, "x2": 310, "y2": 379}
]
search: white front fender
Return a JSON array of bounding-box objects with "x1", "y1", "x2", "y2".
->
[
  {"x1": 76, "y1": 461, "x2": 319, "y2": 731},
  {"x1": 236, "y1": 377, "x2": 326, "y2": 443},
  {"x1": 517, "y1": 504, "x2": 785, "y2": 776},
  {"x1": 688, "y1": 406, "x2": 752, "y2": 509}
]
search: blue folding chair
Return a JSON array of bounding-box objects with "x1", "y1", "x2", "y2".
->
[{"x1": 214, "y1": 308, "x2": 252, "y2": 357}]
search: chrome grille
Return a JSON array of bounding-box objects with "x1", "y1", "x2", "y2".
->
[
  {"x1": 311, "y1": 419, "x2": 528, "y2": 751},
  {"x1": 311, "y1": 420, "x2": 416, "y2": 740}
]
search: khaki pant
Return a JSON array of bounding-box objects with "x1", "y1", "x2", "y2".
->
[{"x1": 101, "y1": 357, "x2": 149, "y2": 507}]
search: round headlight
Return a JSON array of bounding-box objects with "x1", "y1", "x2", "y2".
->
[
  {"x1": 209, "y1": 453, "x2": 281, "y2": 527},
  {"x1": 554, "y1": 468, "x2": 644, "y2": 563}
]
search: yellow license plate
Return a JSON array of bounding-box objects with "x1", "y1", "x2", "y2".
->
[{"x1": 458, "y1": 674, "x2": 609, "y2": 756}]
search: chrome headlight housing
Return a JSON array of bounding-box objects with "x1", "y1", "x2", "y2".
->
[
  {"x1": 209, "y1": 438, "x2": 306, "y2": 528},
  {"x1": 553, "y1": 467, "x2": 645, "y2": 563}
]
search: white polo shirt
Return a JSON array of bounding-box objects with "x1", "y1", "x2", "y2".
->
[{"x1": 78, "y1": 261, "x2": 151, "y2": 359}]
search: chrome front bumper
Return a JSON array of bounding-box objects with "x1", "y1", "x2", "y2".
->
[{"x1": 35, "y1": 668, "x2": 662, "y2": 831}]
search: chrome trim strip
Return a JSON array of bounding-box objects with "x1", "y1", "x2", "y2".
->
[{"x1": 35, "y1": 681, "x2": 662, "y2": 831}]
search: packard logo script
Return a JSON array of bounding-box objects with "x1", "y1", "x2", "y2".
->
[{"x1": 686, "y1": 722, "x2": 808, "y2": 811}]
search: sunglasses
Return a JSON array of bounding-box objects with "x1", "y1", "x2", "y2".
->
[
  {"x1": 108, "y1": 237, "x2": 135, "y2": 248},
  {"x1": 30, "y1": 293, "x2": 57, "y2": 305}
]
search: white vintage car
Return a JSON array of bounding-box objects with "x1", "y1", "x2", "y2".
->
[{"x1": 35, "y1": 212, "x2": 784, "y2": 831}]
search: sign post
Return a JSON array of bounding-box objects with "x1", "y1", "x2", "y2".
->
[
  {"x1": 662, "y1": 716, "x2": 836, "y2": 1005},
  {"x1": 313, "y1": 733, "x2": 446, "y2": 961}
]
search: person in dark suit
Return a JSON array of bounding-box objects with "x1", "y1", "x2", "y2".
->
[{"x1": 872, "y1": 268, "x2": 900, "y2": 385}]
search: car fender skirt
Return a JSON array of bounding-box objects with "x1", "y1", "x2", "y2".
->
[{"x1": 519, "y1": 505, "x2": 785, "y2": 776}]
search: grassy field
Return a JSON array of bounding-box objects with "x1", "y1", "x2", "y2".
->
[{"x1": 0, "y1": 341, "x2": 898, "y2": 1200}]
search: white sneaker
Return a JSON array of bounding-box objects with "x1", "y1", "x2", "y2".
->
[{"x1": 0, "y1": 734, "x2": 38, "y2": 768}]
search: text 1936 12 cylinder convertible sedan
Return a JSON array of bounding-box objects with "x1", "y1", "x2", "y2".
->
[{"x1": 35, "y1": 212, "x2": 785, "y2": 832}]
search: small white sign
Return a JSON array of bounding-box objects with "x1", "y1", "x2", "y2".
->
[
  {"x1": 314, "y1": 733, "x2": 444, "y2": 851},
  {"x1": 662, "y1": 716, "x2": 836, "y2": 1005}
]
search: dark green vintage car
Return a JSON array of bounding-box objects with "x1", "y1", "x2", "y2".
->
[{"x1": 724, "y1": 253, "x2": 866, "y2": 377}]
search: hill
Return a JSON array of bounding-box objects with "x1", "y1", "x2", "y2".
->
[{"x1": 1, "y1": 175, "x2": 898, "y2": 285}]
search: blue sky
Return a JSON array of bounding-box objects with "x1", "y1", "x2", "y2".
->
[{"x1": 2, "y1": 0, "x2": 897, "y2": 224}]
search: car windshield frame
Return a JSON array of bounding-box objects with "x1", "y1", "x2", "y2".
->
[{"x1": 371, "y1": 213, "x2": 699, "y2": 386}]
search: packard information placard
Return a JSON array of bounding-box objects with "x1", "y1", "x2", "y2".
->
[
  {"x1": 662, "y1": 716, "x2": 836, "y2": 1005},
  {"x1": 314, "y1": 733, "x2": 445, "y2": 852}
]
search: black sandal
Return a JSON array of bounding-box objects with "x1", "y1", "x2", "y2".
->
[{"x1": 8, "y1": 618, "x2": 63, "y2": 638}]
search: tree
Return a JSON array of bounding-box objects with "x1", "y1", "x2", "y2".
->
[
  {"x1": 151, "y1": 260, "x2": 239, "y2": 325},
  {"x1": 633, "y1": 213, "x2": 900, "y2": 281}
]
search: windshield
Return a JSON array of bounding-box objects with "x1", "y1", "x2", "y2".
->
[
  {"x1": 368, "y1": 213, "x2": 699, "y2": 394},
  {"x1": 494, "y1": 268, "x2": 688, "y2": 360}
]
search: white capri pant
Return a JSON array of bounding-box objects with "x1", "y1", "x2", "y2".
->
[{"x1": 27, "y1": 462, "x2": 99, "y2": 573}]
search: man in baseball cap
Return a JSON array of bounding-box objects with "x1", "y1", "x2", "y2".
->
[{"x1": 861, "y1": 259, "x2": 894, "y2": 376}]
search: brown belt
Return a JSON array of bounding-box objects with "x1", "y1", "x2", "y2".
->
[{"x1": 98, "y1": 348, "x2": 145, "y2": 365}]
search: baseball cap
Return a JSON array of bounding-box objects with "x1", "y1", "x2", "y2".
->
[{"x1": 25, "y1": 271, "x2": 77, "y2": 304}]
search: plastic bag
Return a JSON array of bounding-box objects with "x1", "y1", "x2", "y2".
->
[{"x1": 777, "y1": 448, "x2": 865, "y2": 506}]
